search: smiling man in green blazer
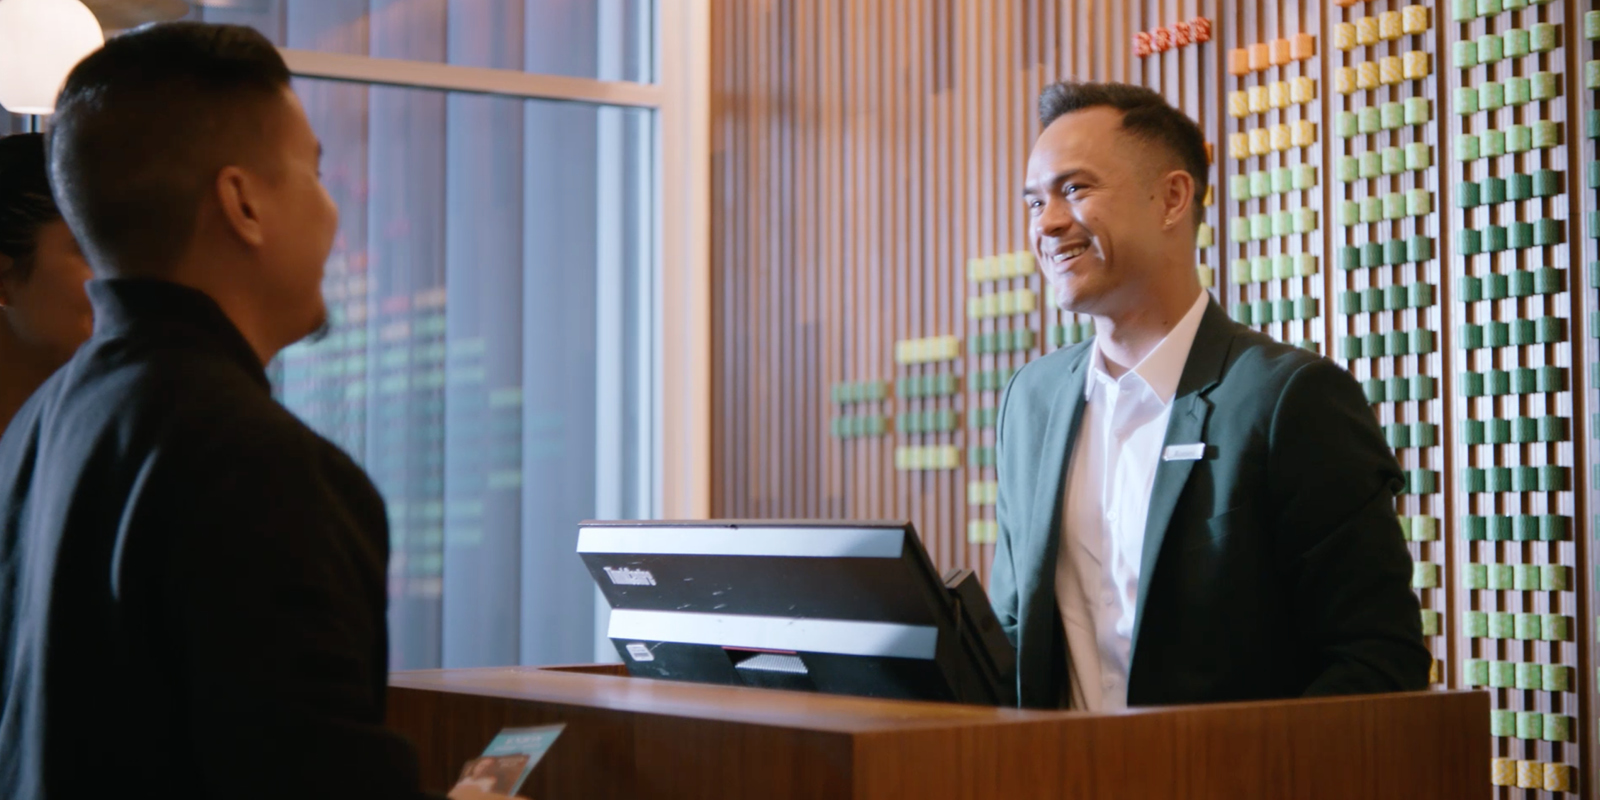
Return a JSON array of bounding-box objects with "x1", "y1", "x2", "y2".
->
[{"x1": 989, "y1": 81, "x2": 1431, "y2": 710}]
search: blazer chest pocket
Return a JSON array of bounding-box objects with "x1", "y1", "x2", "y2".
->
[{"x1": 1187, "y1": 505, "x2": 1254, "y2": 553}]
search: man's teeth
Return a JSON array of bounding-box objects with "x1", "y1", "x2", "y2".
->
[{"x1": 1054, "y1": 245, "x2": 1089, "y2": 262}]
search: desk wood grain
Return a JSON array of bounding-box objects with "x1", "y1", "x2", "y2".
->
[{"x1": 388, "y1": 667, "x2": 1489, "y2": 800}]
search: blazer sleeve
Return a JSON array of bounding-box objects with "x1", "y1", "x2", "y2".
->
[
  {"x1": 988, "y1": 370, "x2": 1023, "y2": 649},
  {"x1": 138, "y1": 422, "x2": 446, "y2": 800},
  {"x1": 1265, "y1": 359, "x2": 1433, "y2": 696}
]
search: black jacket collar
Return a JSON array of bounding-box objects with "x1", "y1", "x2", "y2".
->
[{"x1": 86, "y1": 278, "x2": 270, "y2": 392}]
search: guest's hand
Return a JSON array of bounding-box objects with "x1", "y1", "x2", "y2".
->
[{"x1": 448, "y1": 786, "x2": 519, "y2": 800}]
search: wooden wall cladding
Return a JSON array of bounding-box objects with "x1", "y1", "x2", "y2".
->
[{"x1": 711, "y1": 1, "x2": 1593, "y2": 794}]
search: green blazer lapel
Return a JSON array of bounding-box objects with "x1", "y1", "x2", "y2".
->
[
  {"x1": 1130, "y1": 302, "x2": 1236, "y2": 659},
  {"x1": 1021, "y1": 347, "x2": 1091, "y2": 609}
]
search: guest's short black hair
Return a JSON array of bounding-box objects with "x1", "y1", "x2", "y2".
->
[
  {"x1": 0, "y1": 133, "x2": 61, "y2": 280},
  {"x1": 48, "y1": 22, "x2": 292, "y2": 276},
  {"x1": 1037, "y1": 81, "x2": 1209, "y2": 225}
]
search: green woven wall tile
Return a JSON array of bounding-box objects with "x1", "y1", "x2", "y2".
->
[
  {"x1": 1462, "y1": 659, "x2": 1488, "y2": 686},
  {"x1": 1483, "y1": 176, "x2": 1506, "y2": 205},
  {"x1": 1293, "y1": 207, "x2": 1317, "y2": 234},
  {"x1": 1481, "y1": 129, "x2": 1505, "y2": 157},
  {"x1": 1511, "y1": 221, "x2": 1534, "y2": 250},
  {"x1": 1485, "y1": 225, "x2": 1508, "y2": 253},
  {"x1": 1516, "y1": 710, "x2": 1543, "y2": 739},
  {"x1": 1514, "y1": 613, "x2": 1541, "y2": 640},
  {"x1": 1490, "y1": 709, "x2": 1515, "y2": 735},
  {"x1": 1544, "y1": 665, "x2": 1572, "y2": 691},
  {"x1": 1537, "y1": 316, "x2": 1565, "y2": 343},
  {"x1": 1531, "y1": 22, "x2": 1558, "y2": 52},
  {"x1": 1249, "y1": 171, "x2": 1270, "y2": 197},
  {"x1": 1478, "y1": 0, "x2": 1502, "y2": 14},
  {"x1": 1487, "y1": 417, "x2": 1511, "y2": 443},
  {"x1": 1481, "y1": 82, "x2": 1505, "y2": 111},
  {"x1": 1484, "y1": 272, "x2": 1508, "y2": 299},
  {"x1": 1362, "y1": 331, "x2": 1384, "y2": 356},
  {"x1": 1478, "y1": 33, "x2": 1503, "y2": 64},
  {"x1": 1403, "y1": 97, "x2": 1430, "y2": 125},
  {"x1": 1485, "y1": 321, "x2": 1509, "y2": 347},
  {"x1": 1457, "y1": 133, "x2": 1480, "y2": 162},
  {"x1": 1464, "y1": 610, "x2": 1488, "y2": 637},
  {"x1": 1507, "y1": 124, "x2": 1531, "y2": 154},
  {"x1": 1359, "y1": 106, "x2": 1381, "y2": 134},
  {"x1": 1457, "y1": 181, "x2": 1481, "y2": 208},
  {"x1": 1341, "y1": 336, "x2": 1362, "y2": 359},
  {"x1": 1487, "y1": 611, "x2": 1513, "y2": 638},
  {"x1": 1532, "y1": 71, "x2": 1558, "y2": 101},
  {"x1": 1489, "y1": 563, "x2": 1514, "y2": 588},
  {"x1": 1407, "y1": 190, "x2": 1430, "y2": 217},
  {"x1": 1385, "y1": 376, "x2": 1409, "y2": 402},
  {"x1": 1533, "y1": 121, "x2": 1560, "y2": 149},
  {"x1": 1508, "y1": 173, "x2": 1532, "y2": 201},
  {"x1": 1453, "y1": 39, "x2": 1478, "y2": 68},
  {"x1": 1536, "y1": 365, "x2": 1567, "y2": 391},
  {"x1": 1340, "y1": 200, "x2": 1360, "y2": 227},
  {"x1": 1540, "y1": 514, "x2": 1568, "y2": 542},
  {"x1": 1359, "y1": 152, "x2": 1380, "y2": 179},
  {"x1": 1404, "y1": 142, "x2": 1430, "y2": 172},
  {"x1": 1544, "y1": 715, "x2": 1572, "y2": 742},
  {"x1": 1541, "y1": 613, "x2": 1569, "y2": 640},
  {"x1": 1271, "y1": 168, "x2": 1292, "y2": 195},
  {"x1": 1335, "y1": 111, "x2": 1357, "y2": 138},
  {"x1": 1489, "y1": 660, "x2": 1515, "y2": 687},
  {"x1": 1504, "y1": 76, "x2": 1530, "y2": 106},
  {"x1": 1455, "y1": 87, "x2": 1479, "y2": 116},
  {"x1": 1516, "y1": 662, "x2": 1543, "y2": 689},
  {"x1": 1380, "y1": 102, "x2": 1404, "y2": 130},
  {"x1": 1386, "y1": 331, "x2": 1409, "y2": 358},
  {"x1": 1503, "y1": 28, "x2": 1529, "y2": 59},
  {"x1": 1488, "y1": 513, "x2": 1513, "y2": 540},
  {"x1": 1383, "y1": 193, "x2": 1404, "y2": 220},
  {"x1": 1408, "y1": 236, "x2": 1433, "y2": 263},
  {"x1": 1381, "y1": 148, "x2": 1403, "y2": 176},
  {"x1": 1541, "y1": 564, "x2": 1570, "y2": 591},
  {"x1": 1292, "y1": 164, "x2": 1317, "y2": 190}
]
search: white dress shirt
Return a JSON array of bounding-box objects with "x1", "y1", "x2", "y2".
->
[{"x1": 1055, "y1": 290, "x2": 1209, "y2": 711}]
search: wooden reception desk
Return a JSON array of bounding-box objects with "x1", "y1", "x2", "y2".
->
[{"x1": 389, "y1": 665, "x2": 1489, "y2": 799}]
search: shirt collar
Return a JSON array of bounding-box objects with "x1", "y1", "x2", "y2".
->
[{"x1": 1084, "y1": 289, "x2": 1211, "y2": 405}]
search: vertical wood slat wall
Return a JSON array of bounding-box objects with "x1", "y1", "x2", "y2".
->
[{"x1": 711, "y1": 1, "x2": 1594, "y2": 794}]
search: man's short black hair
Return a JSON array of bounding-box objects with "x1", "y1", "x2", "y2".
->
[
  {"x1": 49, "y1": 22, "x2": 292, "y2": 276},
  {"x1": 0, "y1": 133, "x2": 61, "y2": 280},
  {"x1": 1037, "y1": 81, "x2": 1209, "y2": 225}
]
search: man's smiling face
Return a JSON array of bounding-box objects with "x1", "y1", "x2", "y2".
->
[{"x1": 1023, "y1": 106, "x2": 1174, "y2": 317}]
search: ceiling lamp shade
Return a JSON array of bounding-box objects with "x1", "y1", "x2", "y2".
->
[{"x1": 0, "y1": 0, "x2": 105, "y2": 115}]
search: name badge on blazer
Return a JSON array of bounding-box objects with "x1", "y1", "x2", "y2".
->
[{"x1": 1161, "y1": 443, "x2": 1208, "y2": 461}]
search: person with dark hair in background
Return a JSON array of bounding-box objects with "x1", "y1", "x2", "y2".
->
[
  {"x1": 0, "y1": 133, "x2": 93, "y2": 434},
  {"x1": 988, "y1": 81, "x2": 1431, "y2": 710},
  {"x1": 0, "y1": 23, "x2": 508, "y2": 800}
]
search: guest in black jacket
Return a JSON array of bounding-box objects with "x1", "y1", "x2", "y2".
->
[
  {"x1": 0, "y1": 133, "x2": 93, "y2": 435},
  {"x1": 0, "y1": 23, "x2": 505, "y2": 800}
]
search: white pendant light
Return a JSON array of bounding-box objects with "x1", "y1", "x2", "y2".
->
[{"x1": 0, "y1": 0, "x2": 105, "y2": 115}]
